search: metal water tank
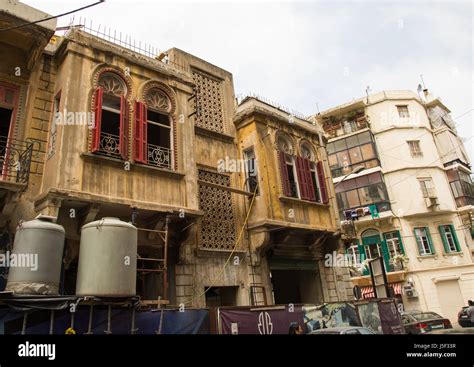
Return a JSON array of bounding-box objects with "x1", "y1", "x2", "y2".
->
[
  {"x1": 6, "y1": 216, "x2": 65, "y2": 295},
  {"x1": 76, "y1": 217, "x2": 137, "y2": 296}
]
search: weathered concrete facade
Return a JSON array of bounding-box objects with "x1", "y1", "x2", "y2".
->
[
  {"x1": 235, "y1": 98, "x2": 352, "y2": 304},
  {"x1": 0, "y1": 1, "x2": 352, "y2": 308}
]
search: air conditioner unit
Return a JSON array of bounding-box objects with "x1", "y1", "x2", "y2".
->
[{"x1": 403, "y1": 285, "x2": 419, "y2": 298}]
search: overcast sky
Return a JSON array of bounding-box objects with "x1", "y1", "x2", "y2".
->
[{"x1": 23, "y1": 0, "x2": 473, "y2": 159}]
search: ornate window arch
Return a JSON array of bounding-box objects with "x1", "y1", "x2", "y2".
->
[
  {"x1": 134, "y1": 83, "x2": 176, "y2": 170},
  {"x1": 300, "y1": 140, "x2": 316, "y2": 161},
  {"x1": 276, "y1": 133, "x2": 294, "y2": 155},
  {"x1": 98, "y1": 72, "x2": 128, "y2": 97},
  {"x1": 91, "y1": 70, "x2": 130, "y2": 159}
]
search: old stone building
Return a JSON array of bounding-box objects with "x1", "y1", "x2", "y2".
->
[
  {"x1": 0, "y1": 1, "x2": 351, "y2": 308},
  {"x1": 235, "y1": 97, "x2": 353, "y2": 304}
]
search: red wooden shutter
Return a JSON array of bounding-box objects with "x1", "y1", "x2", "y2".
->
[
  {"x1": 317, "y1": 161, "x2": 328, "y2": 204},
  {"x1": 303, "y1": 158, "x2": 316, "y2": 201},
  {"x1": 119, "y1": 95, "x2": 128, "y2": 160},
  {"x1": 141, "y1": 103, "x2": 148, "y2": 164},
  {"x1": 278, "y1": 151, "x2": 291, "y2": 196},
  {"x1": 296, "y1": 156, "x2": 309, "y2": 200},
  {"x1": 91, "y1": 87, "x2": 103, "y2": 152},
  {"x1": 133, "y1": 101, "x2": 142, "y2": 162},
  {"x1": 133, "y1": 101, "x2": 148, "y2": 163}
]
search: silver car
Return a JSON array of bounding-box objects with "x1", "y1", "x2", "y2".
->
[{"x1": 309, "y1": 326, "x2": 375, "y2": 335}]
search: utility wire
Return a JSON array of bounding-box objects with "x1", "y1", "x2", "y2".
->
[{"x1": 0, "y1": 1, "x2": 105, "y2": 33}]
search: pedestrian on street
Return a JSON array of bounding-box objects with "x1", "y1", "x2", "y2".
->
[
  {"x1": 468, "y1": 300, "x2": 474, "y2": 325},
  {"x1": 289, "y1": 322, "x2": 304, "y2": 335}
]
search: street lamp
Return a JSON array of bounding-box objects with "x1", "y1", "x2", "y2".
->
[{"x1": 334, "y1": 165, "x2": 365, "y2": 187}]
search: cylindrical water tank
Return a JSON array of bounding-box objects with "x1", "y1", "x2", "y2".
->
[
  {"x1": 76, "y1": 217, "x2": 137, "y2": 296},
  {"x1": 6, "y1": 217, "x2": 65, "y2": 295}
]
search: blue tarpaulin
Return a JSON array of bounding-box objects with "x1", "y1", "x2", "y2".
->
[{"x1": 0, "y1": 306, "x2": 210, "y2": 334}]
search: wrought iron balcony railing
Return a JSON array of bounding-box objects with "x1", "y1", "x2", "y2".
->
[
  {"x1": 98, "y1": 132, "x2": 121, "y2": 158},
  {"x1": 147, "y1": 143, "x2": 171, "y2": 169},
  {"x1": 0, "y1": 136, "x2": 34, "y2": 185}
]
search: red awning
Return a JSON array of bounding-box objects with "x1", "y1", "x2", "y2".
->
[{"x1": 361, "y1": 283, "x2": 402, "y2": 299}]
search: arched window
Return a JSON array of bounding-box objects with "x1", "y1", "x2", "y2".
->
[
  {"x1": 276, "y1": 134, "x2": 294, "y2": 155},
  {"x1": 361, "y1": 229, "x2": 382, "y2": 259},
  {"x1": 134, "y1": 87, "x2": 173, "y2": 169},
  {"x1": 300, "y1": 142, "x2": 315, "y2": 161},
  {"x1": 276, "y1": 133, "x2": 328, "y2": 203},
  {"x1": 92, "y1": 72, "x2": 129, "y2": 159},
  {"x1": 299, "y1": 141, "x2": 323, "y2": 202}
]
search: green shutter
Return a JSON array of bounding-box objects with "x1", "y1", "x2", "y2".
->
[
  {"x1": 396, "y1": 230, "x2": 405, "y2": 255},
  {"x1": 450, "y1": 224, "x2": 461, "y2": 252},
  {"x1": 413, "y1": 228, "x2": 424, "y2": 255},
  {"x1": 425, "y1": 227, "x2": 435, "y2": 254},
  {"x1": 439, "y1": 225, "x2": 450, "y2": 253},
  {"x1": 356, "y1": 239, "x2": 365, "y2": 261},
  {"x1": 380, "y1": 239, "x2": 391, "y2": 272}
]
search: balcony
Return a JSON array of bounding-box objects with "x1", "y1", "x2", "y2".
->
[
  {"x1": 147, "y1": 143, "x2": 172, "y2": 170},
  {"x1": 0, "y1": 136, "x2": 34, "y2": 187},
  {"x1": 97, "y1": 132, "x2": 121, "y2": 159}
]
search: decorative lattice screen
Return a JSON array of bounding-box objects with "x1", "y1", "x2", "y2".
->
[
  {"x1": 192, "y1": 71, "x2": 225, "y2": 133},
  {"x1": 198, "y1": 169, "x2": 236, "y2": 250}
]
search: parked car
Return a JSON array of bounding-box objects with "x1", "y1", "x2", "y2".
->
[
  {"x1": 401, "y1": 311, "x2": 452, "y2": 334},
  {"x1": 309, "y1": 326, "x2": 375, "y2": 335},
  {"x1": 458, "y1": 306, "x2": 473, "y2": 327},
  {"x1": 427, "y1": 327, "x2": 474, "y2": 334}
]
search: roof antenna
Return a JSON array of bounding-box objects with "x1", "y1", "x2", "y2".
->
[
  {"x1": 316, "y1": 101, "x2": 320, "y2": 115},
  {"x1": 420, "y1": 74, "x2": 426, "y2": 89},
  {"x1": 365, "y1": 86, "x2": 371, "y2": 104}
]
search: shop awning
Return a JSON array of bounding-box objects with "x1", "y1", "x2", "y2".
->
[{"x1": 361, "y1": 283, "x2": 402, "y2": 299}]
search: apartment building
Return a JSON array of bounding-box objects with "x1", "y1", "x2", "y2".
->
[{"x1": 316, "y1": 90, "x2": 474, "y2": 324}]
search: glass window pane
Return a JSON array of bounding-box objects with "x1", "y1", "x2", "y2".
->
[
  {"x1": 326, "y1": 143, "x2": 335, "y2": 154},
  {"x1": 357, "y1": 131, "x2": 372, "y2": 145},
  {"x1": 356, "y1": 175, "x2": 369, "y2": 187},
  {"x1": 328, "y1": 154, "x2": 338, "y2": 167},
  {"x1": 349, "y1": 146, "x2": 363, "y2": 164},
  {"x1": 446, "y1": 169, "x2": 459, "y2": 182},
  {"x1": 343, "y1": 178, "x2": 358, "y2": 191},
  {"x1": 346, "y1": 189, "x2": 360, "y2": 208},
  {"x1": 368, "y1": 172, "x2": 382, "y2": 184},
  {"x1": 334, "y1": 139, "x2": 347, "y2": 152},
  {"x1": 358, "y1": 187, "x2": 373, "y2": 205},
  {"x1": 337, "y1": 192, "x2": 348, "y2": 208},
  {"x1": 360, "y1": 143, "x2": 376, "y2": 160},
  {"x1": 337, "y1": 151, "x2": 350, "y2": 166},
  {"x1": 346, "y1": 135, "x2": 359, "y2": 149},
  {"x1": 452, "y1": 181, "x2": 463, "y2": 198},
  {"x1": 365, "y1": 159, "x2": 379, "y2": 169}
]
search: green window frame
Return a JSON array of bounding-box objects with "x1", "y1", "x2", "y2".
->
[
  {"x1": 413, "y1": 227, "x2": 435, "y2": 256},
  {"x1": 439, "y1": 224, "x2": 461, "y2": 253},
  {"x1": 383, "y1": 230, "x2": 405, "y2": 257}
]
